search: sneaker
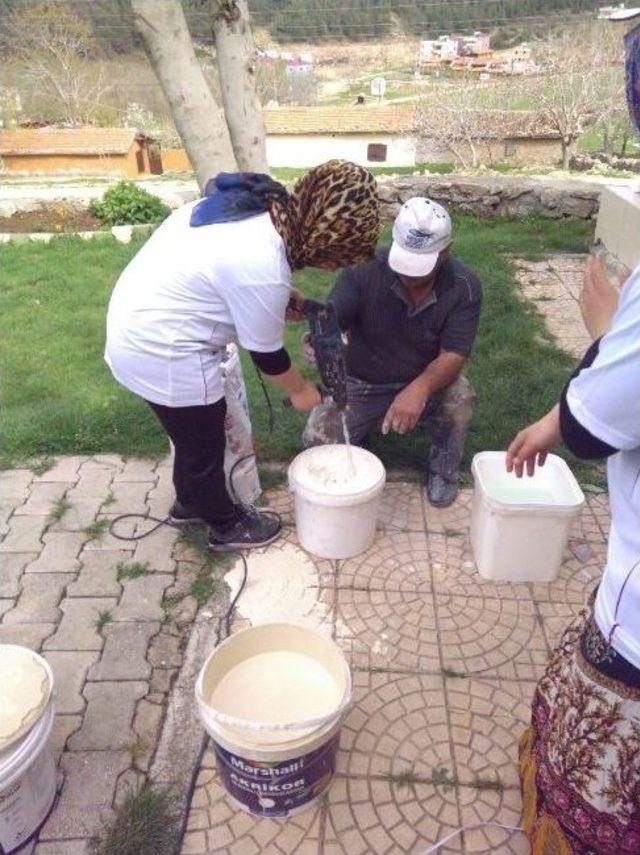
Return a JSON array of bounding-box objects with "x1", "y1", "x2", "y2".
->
[
  {"x1": 426, "y1": 472, "x2": 459, "y2": 508},
  {"x1": 168, "y1": 501, "x2": 205, "y2": 527},
  {"x1": 209, "y1": 508, "x2": 282, "y2": 552}
]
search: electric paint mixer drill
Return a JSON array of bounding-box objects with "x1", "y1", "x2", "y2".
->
[{"x1": 284, "y1": 298, "x2": 347, "y2": 411}]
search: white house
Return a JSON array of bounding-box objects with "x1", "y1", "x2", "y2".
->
[
  {"x1": 460, "y1": 31, "x2": 491, "y2": 56},
  {"x1": 503, "y1": 43, "x2": 537, "y2": 75},
  {"x1": 263, "y1": 107, "x2": 417, "y2": 168},
  {"x1": 419, "y1": 35, "x2": 460, "y2": 64}
]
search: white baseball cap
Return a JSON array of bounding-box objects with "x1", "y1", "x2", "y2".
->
[{"x1": 388, "y1": 197, "x2": 452, "y2": 277}]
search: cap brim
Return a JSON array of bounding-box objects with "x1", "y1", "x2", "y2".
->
[
  {"x1": 388, "y1": 241, "x2": 439, "y2": 277},
  {"x1": 608, "y1": 8, "x2": 640, "y2": 19}
]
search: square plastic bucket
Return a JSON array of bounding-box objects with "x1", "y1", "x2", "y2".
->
[{"x1": 470, "y1": 452, "x2": 585, "y2": 582}]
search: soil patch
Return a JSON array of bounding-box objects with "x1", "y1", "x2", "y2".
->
[{"x1": 0, "y1": 208, "x2": 104, "y2": 233}]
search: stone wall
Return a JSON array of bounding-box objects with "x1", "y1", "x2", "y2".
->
[
  {"x1": 377, "y1": 174, "x2": 601, "y2": 221},
  {"x1": 0, "y1": 173, "x2": 604, "y2": 228},
  {"x1": 570, "y1": 151, "x2": 640, "y2": 175}
]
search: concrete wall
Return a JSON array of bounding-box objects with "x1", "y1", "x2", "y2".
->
[
  {"x1": 265, "y1": 133, "x2": 417, "y2": 168},
  {"x1": 161, "y1": 135, "x2": 417, "y2": 172},
  {"x1": 595, "y1": 186, "x2": 640, "y2": 269}
]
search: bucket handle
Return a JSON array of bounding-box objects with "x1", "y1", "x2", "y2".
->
[{"x1": 196, "y1": 672, "x2": 352, "y2": 732}]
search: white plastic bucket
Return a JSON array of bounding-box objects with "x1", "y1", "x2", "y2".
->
[
  {"x1": 288, "y1": 445, "x2": 386, "y2": 559},
  {"x1": 470, "y1": 451, "x2": 585, "y2": 582},
  {"x1": 0, "y1": 648, "x2": 57, "y2": 854},
  {"x1": 195, "y1": 623, "x2": 352, "y2": 818}
]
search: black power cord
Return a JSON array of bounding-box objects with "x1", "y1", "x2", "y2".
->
[{"x1": 108, "y1": 454, "x2": 281, "y2": 646}]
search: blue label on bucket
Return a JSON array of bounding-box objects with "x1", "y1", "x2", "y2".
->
[{"x1": 213, "y1": 733, "x2": 340, "y2": 818}]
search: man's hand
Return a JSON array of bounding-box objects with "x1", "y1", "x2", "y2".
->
[
  {"x1": 286, "y1": 288, "x2": 307, "y2": 322},
  {"x1": 382, "y1": 381, "x2": 429, "y2": 435},
  {"x1": 580, "y1": 254, "x2": 625, "y2": 341},
  {"x1": 288, "y1": 380, "x2": 322, "y2": 413},
  {"x1": 506, "y1": 405, "x2": 562, "y2": 478}
]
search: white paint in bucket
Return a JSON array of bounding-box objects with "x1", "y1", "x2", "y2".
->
[
  {"x1": 471, "y1": 451, "x2": 585, "y2": 582},
  {"x1": 288, "y1": 444, "x2": 386, "y2": 559},
  {"x1": 195, "y1": 623, "x2": 351, "y2": 818},
  {"x1": 0, "y1": 646, "x2": 57, "y2": 853}
]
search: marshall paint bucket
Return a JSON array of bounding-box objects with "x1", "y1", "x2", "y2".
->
[
  {"x1": 0, "y1": 646, "x2": 57, "y2": 853},
  {"x1": 195, "y1": 623, "x2": 351, "y2": 818}
]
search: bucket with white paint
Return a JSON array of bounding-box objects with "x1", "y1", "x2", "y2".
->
[
  {"x1": 195, "y1": 623, "x2": 351, "y2": 818},
  {"x1": 288, "y1": 444, "x2": 386, "y2": 559},
  {"x1": 0, "y1": 645, "x2": 57, "y2": 854},
  {"x1": 471, "y1": 451, "x2": 585, "y2": 582}
]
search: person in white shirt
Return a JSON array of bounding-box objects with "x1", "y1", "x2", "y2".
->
[
  {"x1": 106, "y1": 161, "x2": 379, "y2": 550},
  {"x1": 507, "y1": 15, "x2": 640, "y2": 850},
  {"x1": 509, "y1": 260, "x2": 640, "y2": 854}
]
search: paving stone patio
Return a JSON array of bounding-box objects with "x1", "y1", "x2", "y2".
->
[
  {"x1": 181, "y1": 481, "x2": 607, "y2": 855},
  {"x1": 514, "y1": 254, "x2": 592, "y2": 359},
  {"x1": 0, "y1": 454, "x2": 205, "y2": 851},
  {"x1": 0, "y1": 251, "x2": 604, "y2": 853}
]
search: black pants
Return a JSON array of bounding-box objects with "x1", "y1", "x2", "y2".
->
[{"x1": 148, "y1": 398, "x2": 238, "y2": 528}]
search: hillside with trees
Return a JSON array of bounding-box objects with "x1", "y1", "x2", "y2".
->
[{"x1": 0, "y1": 0, "x2": 604, "y2": 50}]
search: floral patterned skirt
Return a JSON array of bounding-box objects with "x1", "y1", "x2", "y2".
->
[{"x1": 519, "y1": 603, "x2": 640, "y2": 854}]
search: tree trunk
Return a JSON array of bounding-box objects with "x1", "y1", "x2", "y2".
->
[
  {"x1": 211, "y1": 0, "x2": 268, "y2": 172},
  {"x1": 561, "y1": 138, "x2": 573, "y2": 170},
  {"x1": 132, "y1": 0, "x2": 236, "y2": 190}
]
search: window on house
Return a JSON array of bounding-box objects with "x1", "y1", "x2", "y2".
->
[
  {"x1": 367, "y1": 143, "x2": 388, "y2": 162},
  {"x1": 504, "y1": 139, "x2": 517, "y2": 157}
]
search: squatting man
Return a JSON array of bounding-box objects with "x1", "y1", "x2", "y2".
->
[{"x1": 299, "y1": 197, "x2": 482, "y2": 508}]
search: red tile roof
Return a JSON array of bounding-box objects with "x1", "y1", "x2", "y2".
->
[
  {"x1": 0, "y1": 127, "x2": 149, "y2": 156},
  {"x1": 263, "y1": 106, "x2": 416, "y2": 135},
  {"x1": 263, "y1": 106, "x2": 558, "y2": 139}
]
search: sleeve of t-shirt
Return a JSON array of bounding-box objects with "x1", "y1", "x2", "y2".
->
[
  {"x1": 328, "y1": 267, "x2": 362, "y2": 331},
  {"x1": 440, "y1": 269, "x2": 483, "y2": 357},
  {"x1": 566, "y1": 267, "x2": 640, "y2": 452},
  {"x1": 223, "y1": 280, "x2": 291, "y2": 353}
]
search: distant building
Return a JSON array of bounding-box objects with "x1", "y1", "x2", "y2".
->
[
  {"x1": 420, "y1": 35, "x2": 460, "y2": 64},
  {"x1": 504, "y1": 43, "x2": 538, "y2": 75},
  {"x1": 420, "y1": 32, "x2": 492, "y2": 70},
  {"x1": 459, "y1": 31, "x2": 491, "y2": 56},
  {"x1": 418, "y1": 110, "x2": 564, "y2": 166},
  {"x1": 0, "y1": 127, "x2": 161, "y2": 177},
  {"x1": 264, "y1": 106, "x2": 418, "y2": 168},
  {"x1": 159, "y1": 107, "x2": 418, "y2": 172},
  {"x1": 259, "y1": 49, "x2": 313, "y2": 76}
]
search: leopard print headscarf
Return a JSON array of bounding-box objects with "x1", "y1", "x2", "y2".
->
[{"x1": 269, "y1": 160, "x2": 380, "y2": 271}]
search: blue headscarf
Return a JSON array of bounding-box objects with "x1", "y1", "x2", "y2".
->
[{"x1": 190, "y1": 172, "x2": 289, "y2": 227}]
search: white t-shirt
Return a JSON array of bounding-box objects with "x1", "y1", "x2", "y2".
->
[
  {"x1": 567, "y1": 265, "x2": 640, "y2": 670},
  {"x1": 105, "y1": 205, "x2": 291, "y2": 407}
]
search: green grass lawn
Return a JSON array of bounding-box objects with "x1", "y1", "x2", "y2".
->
[
  {"x1": 272, "y1": 163, "x2": 454, "y2": 182},
  {"x1": 0, "y1": 215, "x2": 598, "y2": 482}
]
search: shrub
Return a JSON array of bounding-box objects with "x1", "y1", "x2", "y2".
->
[{"x1": 90, "y1": 180, "x2": 170, "y2": 226}]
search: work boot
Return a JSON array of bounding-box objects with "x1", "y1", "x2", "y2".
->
[
  {"x1": 168, "y1": 501, "x2": 205, "y2": 527},
  {"x1": 209, "y1": 507, "x2": 281, "y2": 552},
  {"x1": 426, "y1": 471, "x2": 459, "y2": 508}
]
